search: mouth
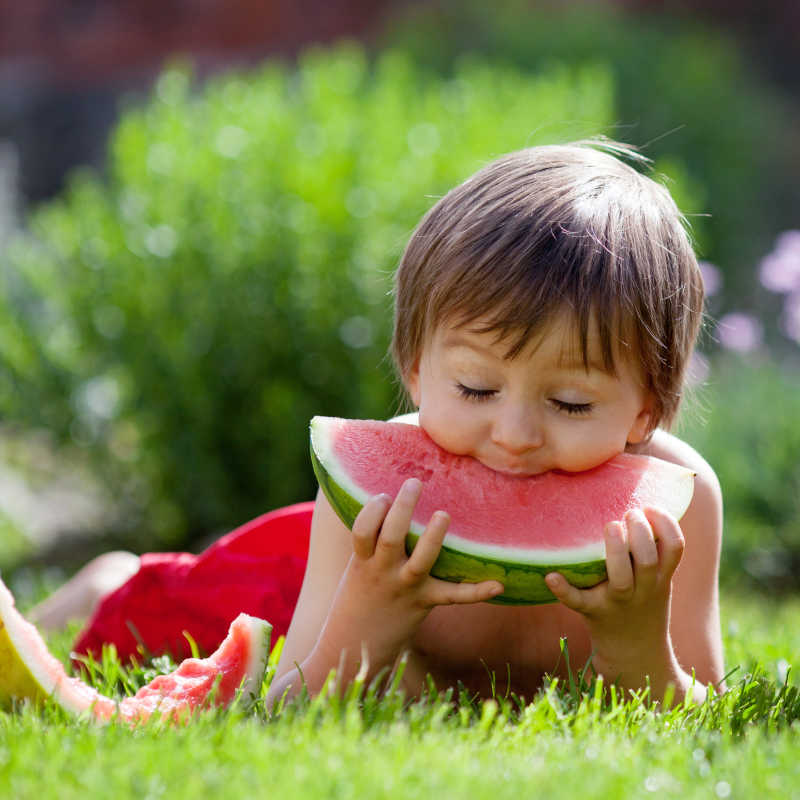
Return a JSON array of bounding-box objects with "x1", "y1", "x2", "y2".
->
[
  {"x1": 487, "y1": 463, "x2": 546, "y2": 478},
  {"x1": 471, "y1": 449, "x2": 549, "y2": 477}
]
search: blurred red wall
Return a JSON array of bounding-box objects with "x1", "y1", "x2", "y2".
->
[
  {"x1": 0, "y1": 0, "x2": 403, "y2": 86},
  {"x1": 0, "y1": 0, "x2": 408, "y2": 204},
  {"x1": 1, "y1": 0, "x2": 797, "y2": 88}
]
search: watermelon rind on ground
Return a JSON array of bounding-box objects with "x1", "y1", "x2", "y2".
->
[
  {"x1": 309, "y1": 416, "x2": 696, "y2": 604},
  {"x1": 0, "y1": 574, "x2": 271, "y2": 723}
]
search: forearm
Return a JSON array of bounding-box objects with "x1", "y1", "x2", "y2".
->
[
  {"x1": 591, "y1": 643, "x2": 709, "y2": 707},
  {"x1": 267, "y1": 636, "x2": 433, "y2": 709},
  {"x1": 267, "y1": 628, "x2": 405, "y2": 708},
  {"x1": 266, "y1": 642, "x2": 350, "y2": 709}
]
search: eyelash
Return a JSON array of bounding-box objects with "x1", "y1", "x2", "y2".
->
[
  {"x1": 550, "y1": 399, "x2": 594, "y2": 416},
  {"x1": 456, "y1": 384, "x2": 594, "y2": 415},
  {"x1": 456, "y1": 383, "x2": 495, "y2": 402}
]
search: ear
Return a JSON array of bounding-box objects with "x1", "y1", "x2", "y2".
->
[
  {"x1": 405, "y1": 359, "x2": 421, "y2": 408},
  {"x1": 626, "y1": 394, "x2": 655, "y2": 445}
]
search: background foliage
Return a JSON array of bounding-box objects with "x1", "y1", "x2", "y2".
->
[
  {"x1": 1, "y1": 4, "x2": 799, "y2": 592},
  {"x1": 677, "y1": 359, "x2": 800, "y2": 592},
  {"x1": 0, "y1": 46, "x2": 618, "y2": 551},
  {"x1": 384, "y1": 0, "x2": 799, "y2": 306}
]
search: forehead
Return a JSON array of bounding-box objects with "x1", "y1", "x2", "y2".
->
[{"x1": 435, "y1": 310, "x2": 630, "y2": 376}]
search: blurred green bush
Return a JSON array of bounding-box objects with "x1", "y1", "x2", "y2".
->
[
  {"x1": 0, "y1": 46, "x2": 620, "y2": 552},
  {"x1": 678, "y1": 358, "x2": 800, "y2": 591},
  {"x1": 384, "y1": 0, "x2": 798, "y2": 304}
]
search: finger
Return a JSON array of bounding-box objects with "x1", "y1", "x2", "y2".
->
[
  {"x1": 604, "y1": 520, "x2": 634, "y2": 600},
  {"x1": 625, "y1": 509, "x2": 659, "y2": 595},
  {"x1": 644, "y1": 506, "x2": 685, "y2": 579},
  {"x1": 374, "y1": 478, "x2": 423, "y2": 562},
  {"x1": 405, "y1": 510, "x2": 449, "y2": 579},
  {"x1": 544, "y1": 572, "x2": 589, "y2": 613},
  {"x1": 427, "y1": 578, "x2": 504, "y2": 607},
  {"x1": 351, "y1": 494, "x2": 391, "y2": 559}
]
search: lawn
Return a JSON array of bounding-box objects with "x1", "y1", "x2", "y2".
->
[{"x1": 1, "y1": 589, "x2": 798, "y2": 799}]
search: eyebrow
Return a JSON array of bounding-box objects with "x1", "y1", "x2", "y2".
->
[
  {"x1": 555, "y1": 351, "x2": 615, "y2": 375},
  {"x1": 443, "y1": 330, "x2": 616, "y2": 376},
  {"x1": 442, "y1": 331, "x2": 501, "y2": 358}
]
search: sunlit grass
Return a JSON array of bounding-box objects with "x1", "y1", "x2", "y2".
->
[{"x1": 1, "y1": 588, "x2": 799, "y2": 799}]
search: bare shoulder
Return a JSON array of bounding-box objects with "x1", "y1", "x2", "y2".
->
[
  {"x1": 643, "y1": 428, "x2": 723, "y2": 543},
  {"x1": 644, "y1": 433, "x2": 725, "y2": 687},
  {"x1": 644, "y1": 428, "x2": 722, "y2": 496}
]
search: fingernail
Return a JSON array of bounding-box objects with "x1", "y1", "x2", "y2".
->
[{"x1": 608, "y1": 521, "x2": 625, "y2": 538}]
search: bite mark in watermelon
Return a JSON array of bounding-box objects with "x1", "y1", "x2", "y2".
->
[
  {"x1": 310, "y1": 416, "x2": 696, "y2": 604},
  {"x1": 0, "y1": 574, "x2": 270, "y2": 724}
]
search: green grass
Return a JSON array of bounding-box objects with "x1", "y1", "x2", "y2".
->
[{"x1": 2, "y1": 590, "x2": 799, "y2": 799}]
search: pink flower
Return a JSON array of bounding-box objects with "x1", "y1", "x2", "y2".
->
[
  {"x1": 716, "y1": 312, "x2": 763, "y2": 353},
  {"x1": 759, "y1": 230, "x2": 800, "y2": 294},
  {"x1": 698, "y1": 261, "x2": 722, "y2": 296}
]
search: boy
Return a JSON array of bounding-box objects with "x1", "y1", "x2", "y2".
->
[{"x1": 267, "y1": 140, "x2": 724, "y2": 706}]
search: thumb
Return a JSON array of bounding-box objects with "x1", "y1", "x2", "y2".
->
[{"x1": 545, "y1": 572, "x2": 588, "y2": 613}]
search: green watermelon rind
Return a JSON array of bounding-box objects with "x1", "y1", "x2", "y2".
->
[{"x1": 310, "y1": 433, "x2": 607, "y2": 605}]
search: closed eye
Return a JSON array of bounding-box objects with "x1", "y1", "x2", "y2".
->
[
  {"x1": 551, "y1": 398, "x2": 594, "y2": 415},
  {"x1": 456, "y1": 383, "x2": 496, "y2": 402}
]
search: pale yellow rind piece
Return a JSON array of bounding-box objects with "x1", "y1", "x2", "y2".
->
[{"x1": 0, "y1": 619, "x2": 49, "y2": 708}]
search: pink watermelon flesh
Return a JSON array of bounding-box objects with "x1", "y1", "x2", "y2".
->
[
  {"x1": 114, "y1": 616, "x2": 265, "y2": 722},
  {"x1": 330, "y1": 421, "x2": 651, "y2": 553},
  {"x1": 0, "y1": 575, "x2": 270, "y2": 723},
  {"x1": 310, "y1": 417, "x2": 696, "y2": 580}
]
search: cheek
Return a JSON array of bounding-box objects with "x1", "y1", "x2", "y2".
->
[
  {"x1": 551, "y1": 423, "x2": 625, "y2": 471},
  {"x1": 419, "y1": 405, "x2": 480, "y2": 457}
]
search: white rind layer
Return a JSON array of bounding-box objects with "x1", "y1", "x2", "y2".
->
[{"x1": 235, "y1": 613, "x2": 272, "y2": 700}]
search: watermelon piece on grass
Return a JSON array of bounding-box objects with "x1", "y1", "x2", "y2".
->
[
  {"x1": 310, "y1": 416, "x2": 696, "y2": 604},
  {"x1": 0, "y1": 574, "x2": 270, "y2": 724}
]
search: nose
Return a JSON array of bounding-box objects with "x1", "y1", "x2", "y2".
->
[{"x1": 491, "y1": 406, "x2": 544, "y2": 455}]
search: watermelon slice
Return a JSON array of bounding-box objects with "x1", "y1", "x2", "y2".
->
[
  {"x1": 310, "y1": 416, "x2": 696, "y2": 604},
  {"x1": 0, "y1": 574, "x2": 270, "y2": 723}
]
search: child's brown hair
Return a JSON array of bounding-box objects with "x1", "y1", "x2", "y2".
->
[{"x1": 391, "y1": 140, "x2": 704, "y2": 432}]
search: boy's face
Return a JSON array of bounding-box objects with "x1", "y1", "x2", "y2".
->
[{"x1": 405, "y1": 313, "x2": 653, "y2": 476}]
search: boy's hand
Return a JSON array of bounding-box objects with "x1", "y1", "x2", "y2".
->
[
  {"x1": 544, "y1": 507, "x2": 685, "y2": 692},
  {"x1": 314, "y1": 478, "x2": 504, "y2": 684}
]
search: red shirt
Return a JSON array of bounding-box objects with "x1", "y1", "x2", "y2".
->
[{"x1": 73, "y1": 502, "x2": 313, "y2": 663}]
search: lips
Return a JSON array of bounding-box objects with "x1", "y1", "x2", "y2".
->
[
  {"x1": 494, "y1": 468, "x2": 540, "y2": 478},
  {"x1": 483, "y1": 459, "x2": 546, "y2": 478}
]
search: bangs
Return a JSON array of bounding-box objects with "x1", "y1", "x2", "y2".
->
[{"x1": 425, "y1": 213, "x2": 637, "y2": 375}]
